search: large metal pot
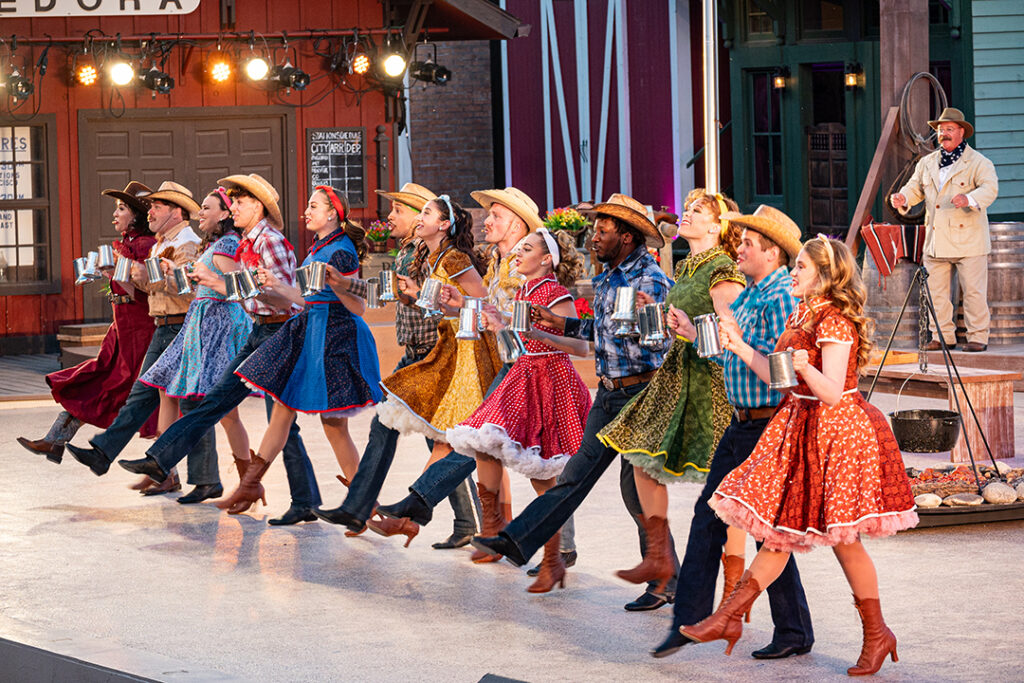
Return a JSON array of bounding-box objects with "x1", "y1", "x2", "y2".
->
[{"x1": 889, "y1": 409, "x2": 961, "y2": 452}]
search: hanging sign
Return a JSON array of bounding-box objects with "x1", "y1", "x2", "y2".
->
[{"x1": 0, "y1": 0, "x2": 200, "y2": 17}]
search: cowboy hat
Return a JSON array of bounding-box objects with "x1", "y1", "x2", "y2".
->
[
  {"x1": 592, "y1": 193, "x2": 664, "y2": 248},
  {"x1": 720, "y1": 205, "x2": 803, "y2": 259},
  {"x1": 470, "y1": 186, "x2": 544, "y2": 232},
  {"x1": 217, "y1": 173, "x2": 284, "y2": 230},
  {"x1": 928, "y1": 107, "x2": 973, "y2": 139},
  {"x1": 146, "y1": 181, "x2": 201, "y2": 220},
  {"x1": 375, "y1": 182, "x2": 437, "y2": 211},
  {"x1": 102, "y1": 181, "x2": 153, "y2": 214}
]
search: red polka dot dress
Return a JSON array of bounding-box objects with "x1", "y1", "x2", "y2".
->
[
  {"x1": 446, "y1": 276, "x2": 593, "y2": 480},
  {"x1": 710, "y1": 299, "x2": 918, "y2": 552}
]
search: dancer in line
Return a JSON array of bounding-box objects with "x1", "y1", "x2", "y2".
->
[
  {"x1": 598, "y1": 190, "x2": 745, "y2": 598},
  {"x1": 651, "y1": 205, "x2": 813, "y2": 660},
  {"x1": 137, "y1": 188, "x2": 253, "y2": 504},
  {"x1": 18, "y1": 182, "x2": 157, "y2": 464},
  {"x1": 317, "y1": 194, "x2": 502, "y2": 546},
  {"x1": 215, "y1": 186, "x2": 381, "y2": 513},
  {"x1": 118, "y1": 174, "x2": 323, "y2": 524},
  {"x1": 445, "y1": 228, "x2": 589, "y2": 590},
  {"x1": 679, "y1": 236, "x2": 917, "y2": 677}
]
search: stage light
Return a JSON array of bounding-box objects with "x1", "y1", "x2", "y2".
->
[
  {"x1": 382, "y1": 52, "x2": 407, "y2": 78},
  {"x1": 109, "y1": 60, "x2": 135, "y2": 87},
  {"x1": 76, "y1": 63, "x2": 98, "y2": 86},
  {"x1": 409, "y1": 60, "x2": 452, "y2": 86},
  {"x1": 352, "y1": 52, "x2": 370, "y2": 75},
  {"x1": 207, "y1": 52, "x2": 232, "y2": 83},
  {"x1": 141, "y1": 66, "x2": 174, "y2": 94},
  {"x1": 270, "y1": 61, "x2": 310, "y2": 91},
  {"x1": 244, "y1": 54, "x2": 270, "y2": 81},
  {"x1": 7, "y1": 69, "x2": 33, "y2": 100}
]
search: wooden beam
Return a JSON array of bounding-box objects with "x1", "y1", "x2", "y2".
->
[{"x1": 846, "y1": 105, "x2": 900, "y2": 251}]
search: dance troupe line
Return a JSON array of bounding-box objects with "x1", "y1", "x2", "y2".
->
[{"x1": 18, "y1": 173, "x2": 919, "y2": 676}]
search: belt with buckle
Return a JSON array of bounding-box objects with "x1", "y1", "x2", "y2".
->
[
  {"x1": 254, "y1": 313, "x2": 291, "y2": 325},
  {"x1": 152, "y1": 314, "x2": 186, "y2": 327},
  {"x1": 732, "y1": 406, "x2": 776, "y2": 422},
  {"x1": 108, "y1": 294, "x2": 133, "y2": 305},
  {"x1": 406, "y1": 343, "x2": 435, "y2": 358},
  {"x1": 599, "y1": 370, "x2": 657, "y2": 391}
]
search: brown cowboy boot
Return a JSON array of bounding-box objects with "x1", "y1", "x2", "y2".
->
[
  {"x1": 216, "y1": 455, "x2": 270, "y2": 514},
  {"x1": 720, "y1": 554, "x2": 752, "y2": 623},
  {"x1": 470, "y1": 482, "x2": 507, "y2": 563},
  {"x1": 616, "y1": 515, "x2": 673, "y2": 595},
  {"x1": 680, "y1": 570, "x2": 762, "y2": 655},
  {"x1": 847, "y1": 596, "x2": 899, "y2": 676},
  {"x1": 333, "y1": 474, "x2": 397, "y2": 540},
  {"x1": 232, "y1": 452, "x2": 252, "y2": 484},
  {"x1": 140, "y1": 467, "x2": 181, "y2": 496},
  {"x1": 527, "y1": 534, "x2": 566, "y2": 593}
]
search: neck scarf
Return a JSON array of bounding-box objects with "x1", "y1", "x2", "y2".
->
[{"x1": 939, "y1": 141, "x2": 966, "y2": 169}]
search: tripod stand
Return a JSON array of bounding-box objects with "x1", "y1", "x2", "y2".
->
[{"x1": 866, "y1": 265, "x2": 1001, "y2": 494}]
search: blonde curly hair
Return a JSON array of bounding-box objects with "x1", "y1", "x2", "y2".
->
[
  {"x1": 537, "y1": 229, "x2": 585, "y2": 288},
  {"x1": 799, "y1": 236, "x2": 875, "y2": 371},
  {"x1": 683, "y1": 189, "x2": 742, "y2": 260}
]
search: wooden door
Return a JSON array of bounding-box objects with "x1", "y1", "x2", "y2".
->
[
  {"x1": 78, "y1": 107, "x2": 292, "y2": 320},
  {"x1": 806, "y1": 122, "x2": 848, "y2": 235}
]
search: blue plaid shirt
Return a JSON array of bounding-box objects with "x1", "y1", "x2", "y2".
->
[
  {"x1": 564, "y1": 246, "x2": 674, "y2": 379},
  {"x1": 724, "y1": 265, "x2": 796, "y2": 408}
]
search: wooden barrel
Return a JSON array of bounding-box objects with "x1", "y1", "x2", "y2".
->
[
  {"x1": 955, "y1": 221, "x2": 1024, "y2": 344},
  {"x1": 863, "y1": 256, "x2": 923, "y2": 349}
]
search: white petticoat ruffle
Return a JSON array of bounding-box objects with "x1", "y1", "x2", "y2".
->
[{"x1": 446, "y1": 423, "x2": 570, "y2": 480}]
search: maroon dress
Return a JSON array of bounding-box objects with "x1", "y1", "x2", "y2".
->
[{"x1": 46, "y1": 230, "x2": 160, "y2": 437}]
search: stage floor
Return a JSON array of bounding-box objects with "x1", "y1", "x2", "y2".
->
[{"x1": 2, "y1": 394, "x2": 1023, "y2": 682}]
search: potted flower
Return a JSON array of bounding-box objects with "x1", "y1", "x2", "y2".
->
[
  {"x1": 543, "y1": 207, "x2": 592, "y2": 248},
  {"x1": 574, "y1": 297, "x2": 595, "y2": 320},
  {"x1": 367, "y1": 219, "x2": 391, "y2": 253}
]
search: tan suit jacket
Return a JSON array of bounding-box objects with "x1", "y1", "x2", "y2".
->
[{"x1": 897, "y1": 145, "x2": 999, "y2": 258}]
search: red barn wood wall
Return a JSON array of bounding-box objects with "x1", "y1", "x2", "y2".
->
[{"x1": 0, "y1": 0, "x2": 390, "y2": 345}]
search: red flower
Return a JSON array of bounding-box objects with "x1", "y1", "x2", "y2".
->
[{"x1": 575, "y1": 297, "x2": 595, "y2": 319}]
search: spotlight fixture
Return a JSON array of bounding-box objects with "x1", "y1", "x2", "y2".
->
[
  {"x1": 351, "y1": 51, "x2": 371, "y2": 75},
  {"x1": 381, "y1": 52, "x2": 407, "y2": 78},
  {"x1": 409, "y1": 60, "x2": 452, "y2": 86},
  {"x1": 270, "y1": 61, "x2": 310, "y2": 91},
  {"x1": 7, "y1": 69, "x2": 34, "y2": 100},
  {"x1": 244, "y1": 54, "x2": 270, "y2": 81},
  {"x1": 141, "y1": 66, "x2": 174, "y2": 94},
  {"x1": 76, "y1": 63, "x2": 98, "y2": 86},
  {"x1": 772, "y1": 66, "x2": 789, "y2": 90},
  {"x1": 207, "y1": 50, "x2": 232, "y2": 83},
  {"x1": 109, "y1": 60, "x2": 136, "y2": 87},
  {"x1": 844, "y1": 62, "x2": 862, "y2": 90}
]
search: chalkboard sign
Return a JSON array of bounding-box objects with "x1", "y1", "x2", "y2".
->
[{"x1": 307, "y1": 127, "x2": 366, "y2": 208}]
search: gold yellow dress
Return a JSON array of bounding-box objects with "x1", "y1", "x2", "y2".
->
[{"x1": 376, "y1": 247, "x2": 503, "y2": 441}]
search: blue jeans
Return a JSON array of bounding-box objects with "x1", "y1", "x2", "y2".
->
[
  {"x1": 89, "y1": 324, "x2": 218, "y2": 485},
  {"x1": 339, "y1": 348, "x2": 477, "y2": 537},
  {"x1": 408, "y1": 362, "x2": 578, "y2": 552},
  {"x1": 671, "y1": 416, "x2": 814, "y2": 648},
  {"x1": 498, "y1": 383, "x2": 679, "y2": 597},
  {"x1": 146, "y1": 322, "x2": 321, "y2": 508}
]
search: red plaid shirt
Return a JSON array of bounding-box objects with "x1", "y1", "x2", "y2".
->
[{"x1": 236, "y1": 219, "x2": 299, "y2": 315}]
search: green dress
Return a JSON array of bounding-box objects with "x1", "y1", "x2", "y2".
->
[{"x1": 597, "y1": 247, "x2": 745, "y2": 483}]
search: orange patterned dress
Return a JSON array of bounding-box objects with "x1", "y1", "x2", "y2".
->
[{"x1": 709, "y1": 299, "x2": 918, "y2": 552}]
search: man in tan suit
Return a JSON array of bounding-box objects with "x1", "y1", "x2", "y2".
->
[{"x1": 891, "y1": 108, "x2": 999, "y2": 352}]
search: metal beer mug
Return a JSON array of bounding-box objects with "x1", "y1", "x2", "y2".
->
[
  {"x1": 303, "y1": 261, "x2": 327, "y2": 296},
  {"x1": 415, "y1": 277, "x2": 444, "y2": 317},
  {"x1": 235, "y1": 268, "x2": 262, "y2": 299},
  {"x1": 768, "y1": 350, "x2": 799, "y2": 390},
  {"x1": 171, "y1": 265, "x2": 193, "y2": 296},
  {"x1": 640, "y1": 303, "x2": 668, "y2": 348},
  {"x1": 455, "y1": 305, "x2": 480, "y2": 340},
  {"x1": 97, "y1": 244, "x2": 116, "y2": 269},
  {"x1": 463, "y1": 296, "x2": 486, "y2": 331},
  {"x1": 510, "y1": 300, "x2": 531, "y2": 333},
  {"x1": 496, "y1": 328, "x2": 526, "y2": 363},
  {"x1": 612, "y1": 287, "x2": 639, "y2": 337},
  {"x1": 694, "y1": 313, "x2": 723, "y2": 358},
  {"x1": 112, "y1": 255, "x2": 133, "y2": 283},
  {"x1": 73, "y1": 257, "x2": 91, "y2": 285},
  {"x1": 378, "y1": 268, "x2": 398, "y2": 302},
  {"x1": 223, "y1": 270, "x2": 242, "y2": 301},
  {"x1": 144, "y1": 255, "x2": 164, "y2": 284},
  {"x1": 294, "y1": 265, "x2": 310, "y2": 297},
  {"x1": 366, "y1": 281, "x2": 382, "y2": 309},
  {"x1": 83, "y1": 251, "x2": 101, "y2": 280}
]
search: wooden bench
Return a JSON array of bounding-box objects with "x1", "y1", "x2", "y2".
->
[{"x1": 860, "y1": 363, "x2": 1022, "y2": 462}]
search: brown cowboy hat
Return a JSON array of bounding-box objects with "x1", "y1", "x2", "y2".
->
[
  {"x1": 375, "y1": 182, "x2": 437, "y2": 211},
  {"x1": 593, "y1": 193, "x2": 664, "y2": 248},
  {"x1": 470, "y1": 186, "x2": 544, "y2": 232},
  {"x1": 146, "y1": 181, "x2": 201, "y2": 220},
  {"x1": 928, "y1": 107, "x2": 974, "y2": 139},
  {"x1": 102, "y1": 181, "x2": 153, "y2": 214},
  {"x1": 721, "y1": 205, "x2": 803, "y2": 259},
  {"x1": 217, "y1": 173, "x2": 284, "y2": 230}
]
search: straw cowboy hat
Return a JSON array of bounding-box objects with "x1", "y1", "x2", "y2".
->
[
  {"x1": 721, "y1": 205, "x2": 803, "y2": 259},
  {"x1": 217, "y1": 173, "x2": 283, "y2": 229},
  {"x1": 593, "y1": 193, "x2": 664, "y2": 248},
  {"x1": 470, "y1": 186, "x2": 544, "y2": 232},
  {"x1": 375, "y1": 182, "x2": 437, "y2": 211},
  {"x1": 102, "y1": 181, "x2": 153, "y2": 214},
  {"x1": 928, "y1": 107, "x2": 974, "y2": 139},
  {"x1": 146, "y1": 181, "x2": 201, "y2": 220}
]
